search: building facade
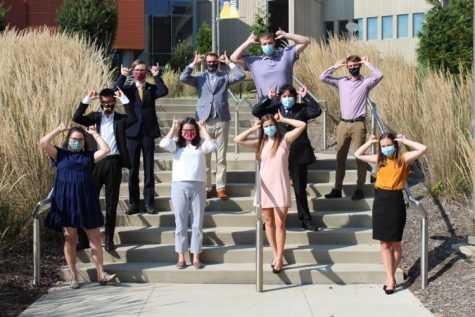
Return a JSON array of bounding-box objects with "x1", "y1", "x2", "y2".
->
[{"x1": 3, "y1": 0, "x2": 432, "y2": 65}]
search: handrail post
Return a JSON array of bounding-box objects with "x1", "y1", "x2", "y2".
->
[
  {"x1": 322, "y1": 106, "x2": 327, "y2": 151},
  {"x1": 33, "y1": 215, "x2": 41, "y2": 286},
  {"x1": 235, "y1": 108, "x2": 239, "y2": 154},
  {"x1": 421, "y1": 212, "x2": 428, "y2": 289},
  {"x1": 255, "y1": 161, "x2": 263, "y2": 292}
]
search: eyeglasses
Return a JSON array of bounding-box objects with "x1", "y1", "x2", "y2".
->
[
  {"x1": 133, "y1": 68, "x2": 147, "y2": 73},
  {"x1": 101, "y1": 101, "x2": 115, "y2": 106},
  {"x1": 70, "y1": 137, "x2": 84, "y2": 141},
  {"x1": 182, "y1": 129, "x2": 196, "y2": 132}
]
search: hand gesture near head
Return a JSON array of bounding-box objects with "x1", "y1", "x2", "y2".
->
[
  {"x1": 114, "y1": 88, "x2": 124, "y2": 99},
  {"x1": 251, "y1": 119, "x2": 261, "y2": 132},
  {"x1": 333, "y1": 59, "x2": 346, "y2": 69},
  {"x1": 87, "y1": 90, "x2": 99, "y2": 100},
  {"x1": 275, "y1": 28, "x2": 287, "y2": 40},
  {"x1": 56, "y1": 122, "x2": 68, "y2": 133},
  {"x1": 246, "y1": 33, "x2": 258, "y2": 45},
  {"x1": 198, "y1": 120, "x2": 207, "y2": 130},
  {"x1": 267, "y1": 87, "x2": 278, "y2": 100},
  {"x1": 218, "y1": 51, "x2": 230, "y2": 65},
  {"x1": 274, "y1": 109, "x2": 283, "y2": 123},
  {"x1": 394, "y1": 134, "x2": 406, "y2": 144},
  {"x1": 151, "y1": 62, "x2": 160, "y2": 76},
  {"x1": 85, "y1": 124, "x2": 99, "y2": 137},
  {"x1": 193, "y1": 52, "x2": 204, "y2": 65},
  {"x1": 368, "y1": 134, "x2": 379, "y2": 144},
  {"x1": 360, "y1": 56, "x2": 370, "y2": 66},
  {"x1": 120, "y1": 64, "x2": 129, "y2": 77},
  {"x1": 297, "y1": 86, "x2": 307, "y2": 98}
]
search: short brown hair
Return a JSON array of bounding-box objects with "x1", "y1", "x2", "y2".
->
[
  {"x1": 258, "y1": 32, "x2": 275, "y2": 41},
  {"x1": 205, "y1": 52, "x2": 219, "y2": 59},
  {"x1": 346, "y1": 55, "x2": 361, "y2": 63},
  {"x1": 131, "y1": 59, "x2": 147, "y2": 70}
]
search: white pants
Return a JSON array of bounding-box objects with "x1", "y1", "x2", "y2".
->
[{"x1": 171, "y1": 181, "x2": 206, "y2": 254}]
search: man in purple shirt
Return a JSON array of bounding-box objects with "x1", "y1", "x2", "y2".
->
[
  {"x1": 320, "y1": 55, "x2": 383, "y2": 200},
  {"x1": 230, "y1": 29, "x2": 310, "y2": 98}
]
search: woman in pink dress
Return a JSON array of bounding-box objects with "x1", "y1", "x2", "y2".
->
[{"x1": 234, "y1": 111, "x2": 306, "y2": 273}]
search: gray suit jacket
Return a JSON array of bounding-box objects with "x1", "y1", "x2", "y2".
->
[{"x1": 179, "y1": 64, "x2": 245, "y2": 121}]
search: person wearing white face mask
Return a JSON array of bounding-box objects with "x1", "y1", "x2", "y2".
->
[
  {"x1": 230, "y1": 29, "x2": 310, "y2": 99},
  {"x1": 354, "y1": 133, "x2": 427, "y2": 295},
  {"x1": 252, "y1": 84, "x2": 322, "y2": 231},
  {"x1": 234, "y1": 111, "x2": 306, "y2": 274}
]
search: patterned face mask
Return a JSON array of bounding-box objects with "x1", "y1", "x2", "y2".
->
[
  {"x1": 68, "y1": 139, "x2": 84, "y2": 152},
  {"x1": 182, "y1": 130, "x2": 197, "y2": 141}
]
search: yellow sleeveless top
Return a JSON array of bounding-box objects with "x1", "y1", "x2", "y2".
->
[{"x1": 375, "y1": 155, "x2": 409, "y2": 190}]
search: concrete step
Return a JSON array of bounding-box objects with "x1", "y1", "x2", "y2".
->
[
  {"x1": 77, "y1": 243, "x2": 381, "y2": 264},
  {"x1": 121, "y1": 169, "x2": 368, "y2": 184},
  {"x1": 62, "y1": 262, "x2": 403, "y2": 285},
  {"x1": 108, "y1": 196, "x2": 374, "y2": 213},
  {"x1": 115, "y1": 210, "x2": 372, "y2": 229},
  {"x1": 112, "y1": 182, "x2": 375, "y2": 198},
  {"x1": 112, "y1": 226, "x2": 374, "y2": 245},
  {"x1": 155, "y1": 143, "x2": 256, "y2": 153},
  {"x1": 156, "y1": 111, "x2": 255, "y2": 120},
  {"x1": 157, "y1": 118, "x2": 253, "y2": 129}
]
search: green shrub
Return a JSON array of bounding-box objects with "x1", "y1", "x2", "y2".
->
[
  {"x1": 248, "y1": 5, "x2": 270, "y2": 56},
  {"x1": 168, "y1": 41, "x2": 194, "y2": 72},
  {"x1": 196, "y1": 22, "x2": 212, "y2": 54}
]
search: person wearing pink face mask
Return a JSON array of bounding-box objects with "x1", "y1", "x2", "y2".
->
[
  {"x1": 114, "y1": 60, "x2": 168, "y2": 215},
  {"x1": 159, "y1": 117, "x2": 216, "y2": 269}
]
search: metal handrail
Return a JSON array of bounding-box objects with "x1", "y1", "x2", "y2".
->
[
  {"x1": 228, "y1": 88, "x2": 255, "y2": 154},
  {"x1": 293, "y1": 75, "x2": 328, "y2": 150},
  {"x1": 255, "y1": 161, "x2": 263, "y2": 292},
  {"x1": 366, "y1": 97, "x2": 429, "y2": 289},
  {"x1": 32, "y1": 189, "x2": 53, "y2": 286}
]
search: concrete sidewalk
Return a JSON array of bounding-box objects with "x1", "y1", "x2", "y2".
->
[{"x1": 20, "y1": 283, "x2": 433, "y2": 317}]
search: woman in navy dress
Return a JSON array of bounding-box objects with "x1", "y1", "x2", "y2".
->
[{"x1": 40, "y1": 122, "x2": 116, "y2": 288}]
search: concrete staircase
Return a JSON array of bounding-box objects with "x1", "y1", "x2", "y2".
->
[{"x1": 65, "y1": 98, "x2": 403, "y2": 285}]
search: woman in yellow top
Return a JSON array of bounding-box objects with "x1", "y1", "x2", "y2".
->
[{"x1": 354, "y1": 133, "x2": 427, "y2": 295}]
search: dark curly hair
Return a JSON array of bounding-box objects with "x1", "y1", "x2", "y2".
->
[
  {"x1": 61, "y1": 127, "x2": 92, "y2": 152},
  {"x1": 176, "y1": 117, "x2": 201, "y2": 149}
]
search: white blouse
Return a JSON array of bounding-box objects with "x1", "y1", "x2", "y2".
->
[{"x1": 159, "y1": 137, "x2": 217, "y2": 182}]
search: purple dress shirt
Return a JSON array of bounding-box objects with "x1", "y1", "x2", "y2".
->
[{"x1": 319, "y1": 64, "x2": 383, "y2": 120}]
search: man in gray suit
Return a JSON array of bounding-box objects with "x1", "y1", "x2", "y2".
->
[{"x1": 180, "y1": 52, "x2": 245, "y2": 199}]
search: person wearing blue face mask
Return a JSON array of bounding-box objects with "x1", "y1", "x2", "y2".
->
[
  {"x1": 234, "y1": 111, "x2": 306, "y2": 274},
  {"x1": 230, "y1": 29, "x2": 310, "y2": 99},
  {"x1": 252, "y1": 84, "x2": 322, "y2": 231},
  {"x1": 354, "y1": 133, "x2": 427, "y2": 295},
  {"x1": 40, "y1": 123, "x2": 118, "y2": 288}
]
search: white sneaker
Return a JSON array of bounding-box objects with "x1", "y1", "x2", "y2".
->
[
  {"x1": 99, "y1": 272, "x2": 117, "y2": 285},
  {"x1": 70, "y1": 278, "x2": 79, "y2": 289}
]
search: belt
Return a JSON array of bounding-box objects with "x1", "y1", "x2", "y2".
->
[
  {"x1": 341, "y1": 116, "x2": 365, "y2": 123},
  {"x1": 105, "y1": 155, "x2": 121, "y2": 160}
]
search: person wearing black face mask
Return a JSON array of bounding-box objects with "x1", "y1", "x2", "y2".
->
[
  {"x1": 73, "y1": 88, "x2": 137, "y2": 252},
  {"x1": 320, "y1": 55, "x2": 383, "y2": 201},
  {"x1": 179, "y1": 52, "x2": 245, "y2": 200}
]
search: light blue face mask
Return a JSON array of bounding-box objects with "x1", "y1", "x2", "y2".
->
[
  {"x1": 263, "y1": 125, "x2": 277, "y2": 137},
  {"x1": 281, "y1": 97, "x2": 295, "y2": 109},
  {"x1": 261, "y1": 44, "x2": 274, "y2": 56},
  {"x1": 381, "y1": 145, "x2": 396, "y2": 157},
  {"x1": 68, "y1": 139, "x2": 84, "y2": 152}
]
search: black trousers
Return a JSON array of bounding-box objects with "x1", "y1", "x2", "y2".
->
[
  {"x1": 78, "y1": 156, "x2": 122, "y2": 245},
  {"x1": 127, "y1": 135, "x2": 156, "y2": 206},
  {"x1": 289, "y1": 163, "x2": 312, "y2": 222}
]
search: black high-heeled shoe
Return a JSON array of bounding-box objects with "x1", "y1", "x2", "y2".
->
[
  {"x1": 272, "y1": 258, "x2": 283, "y2": 274},
  {"x1": 384, "y1": 287, "x2": 395, "y2": 295}
]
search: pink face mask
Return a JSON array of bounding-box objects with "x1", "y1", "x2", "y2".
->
[
  {"x1": 182, "y1": 130, "x2": 197, "y2": 141},
  {"x1": 133, "y1": 72, "x2": 146, "y2": 81}
]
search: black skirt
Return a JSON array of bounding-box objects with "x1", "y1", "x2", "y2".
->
[{"x1": 372, "y1": 189, "x2": 406, "y2": 242}]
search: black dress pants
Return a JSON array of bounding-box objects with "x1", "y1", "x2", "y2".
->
[
  {"x1": 78, "y1": 156, "x2": 122, "y2": 245},
  {"x1": 127, "y1": 135, "x2": 156, "y2": 207},
  {"x1": 289, "y1": 162, "x2": 312, "y2": 222}
]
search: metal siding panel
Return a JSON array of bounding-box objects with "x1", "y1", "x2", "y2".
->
[{"x1": 114, "y1": 0, "x2": 145, "y2": 50}]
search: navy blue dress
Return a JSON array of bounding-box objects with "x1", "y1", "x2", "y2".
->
[{"x1": 45, "y1": 147, "x2": 104, "y2": 231}]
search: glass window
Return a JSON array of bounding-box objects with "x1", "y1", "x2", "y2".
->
[
  {"x1": 413, "y1": 13, "x2": 424, "y2": 37},
  {"x1": 367, "y1": 17, "x2": 378, "y2": 41},
  {"x1": 324, "y1": 21, "x2": 334, "y2": 40},
  {"x1": 339, "y1": 20, "x2": 348, "y2": 37},
  {"x1": 397, "y1": 14, "x2": 408, "y2": 38},
  {"x1": 357, "y1": 18, "x2": 363, "y2": 41},
  {"x1": 382, "y1": 16, "x2": 393, "y2": 40}
]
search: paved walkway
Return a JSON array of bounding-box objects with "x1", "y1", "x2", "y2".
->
[{"x1": 20, "y1": 283, "x2": 433, "y2": 317}]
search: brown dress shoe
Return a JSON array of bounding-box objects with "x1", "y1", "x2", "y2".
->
[
  {"x1": 206, "y1": 190, "x2": 212, "y2": 199},
  {"x1": 216, "y1": 189, "x2": 229, "y2": 200}
]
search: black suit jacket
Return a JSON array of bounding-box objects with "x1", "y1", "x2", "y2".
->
[
  {"x1": 113, "y1": 75, "x2": 168, "y2": 139},
  {"x1": 252, "y1": 95, "x2": 322, "y2": 165},
  {"x1": 73, "y1": 102, "x2": 137, "y2": 169}
]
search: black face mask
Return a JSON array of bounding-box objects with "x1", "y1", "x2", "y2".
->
[
  {"x1": 207, "y1": 63, "x2": 218, "y2": 72},
  {"x1": 101, "y1": 104, "x2": 115, "y2": 115},
  {"x1": 348, "y1": 67, "x2": 360, "y2": 76}
]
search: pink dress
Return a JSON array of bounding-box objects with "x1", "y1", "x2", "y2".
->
[{"x1": 259, "y1": 138, "x2": 291, "y2": 208}]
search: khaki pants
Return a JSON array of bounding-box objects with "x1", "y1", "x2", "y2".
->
[
  {"x1": 335, "y1": 121, "x2": 367, "y2": 191},
  {"x1": 205, "y1": 118, "x2": 229, "y2": 191}
]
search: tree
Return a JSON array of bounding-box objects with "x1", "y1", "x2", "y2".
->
[
  {"x1": 417, "y1": 0, "x2": 473, "y2": 74},
  {"x1": 0, "y1": 1, "x2": 9, "y2": 31},
  {"x1": 248, "y1": 5, "x2": 270, "y2": 56},
  {"x1": 56, "y1": 0, "x2": 117, "y2": 52},
  {"x1": 168, "y1": 41, "x2": 194, "y2": 72},
  {"x1": 196, "y1": 22, "x2": 212, "y2": 54}
]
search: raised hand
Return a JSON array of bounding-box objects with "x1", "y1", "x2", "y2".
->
[
  {"x1": 251, "y1": 119, "x2": 261, "y2": 131},
  {"x1": 297, "y1": 86, "x2": 307, "y2": 98},
  {"x1": 114, "y1": 87, "x2": 124, "y2": 99},
  {"x1": 193, "y1": 52, "x2": 204, "y2": 64},
  {"x1": 395, "y1": 134, "x2": 406, "y2": 143},
  {"x1": 88, "y1": 90, "x2": 99, "y2": 100},
  {"x1": 368, "y1": 134, "x2": 379, "y2": 144},
  {"x1": 333, "y1": 59, "x2": 346, "y2": 69},
  {"x1": 198, "y1": 120, "x2": 207, "y2": 130},
  {"x1": 246, "y1": 33, "x2": 258, "y2": 45},
  {"x1": 360, "y1": 56, "x2": 370, "y2": 66},
  {"x1": 275, "y1": 28, "x2": 287, "y2": 40},
  {"x1": 151, "y1": 62, "x2": 160, "y2": 76},
  {"x1": 171, "y1": 116, "x2": 180, "y2": 131},
  {"x1": 120, "y1": 64, "x2": 129, "y2": 77},
  {"x1": 274, "y1": 109, "x2": 283, "y2": 122},
  {"x1": 268, "y1": 87, "x2": 278, "y2": 99},
  {"x1": 218, "y1": 51, "x2": 230, "y2": 64},
  {"x1": 56, "y1": 122, "x2": 68, "y2": 132}
]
